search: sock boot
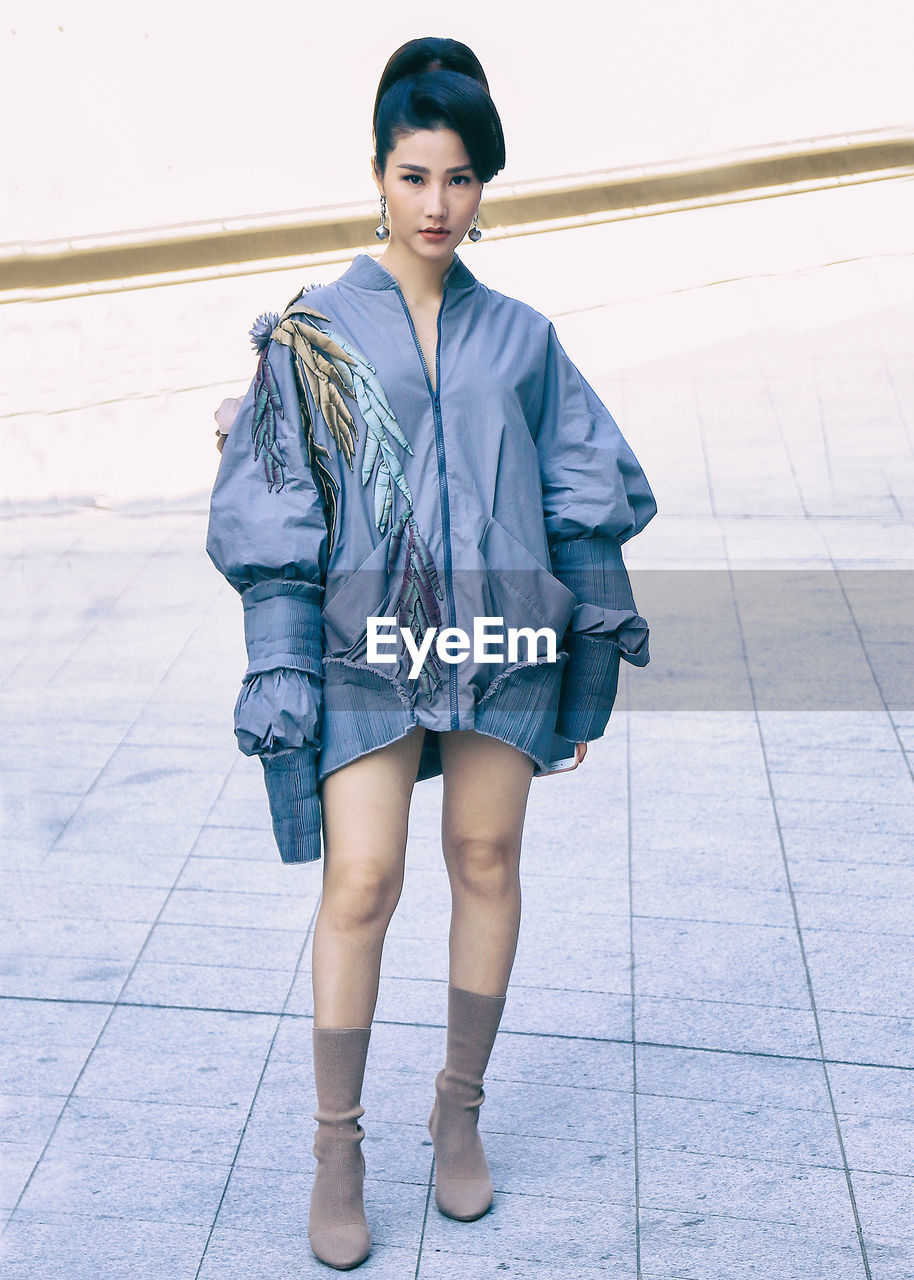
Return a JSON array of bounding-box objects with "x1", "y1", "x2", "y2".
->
[
  {"x1": 308, "y1": 1026, "x2": 373, "y2": 1270},
  {"x1": 428, "y1": 983, "x2": 507, "y2": 1220}
]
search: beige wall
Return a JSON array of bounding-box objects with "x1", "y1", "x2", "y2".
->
[{"x1": 4, "y1": 0, "x2": 913, "y2": 243}]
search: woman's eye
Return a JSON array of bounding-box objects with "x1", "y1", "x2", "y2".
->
[{"x1": 401, "y1": 174, "x2": 472, "y2": 185}]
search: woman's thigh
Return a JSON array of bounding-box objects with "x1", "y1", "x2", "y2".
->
[
  {"x1": 319, "y1": 726, "x2": 427, "y2": 899},
  {"x1": 438, "y1": 731, "x2": 535, "y2": 874}
]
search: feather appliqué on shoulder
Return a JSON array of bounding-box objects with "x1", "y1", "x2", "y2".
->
[
  {"x1": 250, "y1": 345, "x2": 286, "y2": 492},
  {"x1": 249, "y1": 299, "x2": 444, "y2": 695}
]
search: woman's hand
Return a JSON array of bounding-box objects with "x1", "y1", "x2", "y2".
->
[{"x1": 214, "y1": 396, "x2": 244, "y2": 453}]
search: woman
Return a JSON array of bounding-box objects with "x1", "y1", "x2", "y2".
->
[{"x1": 207, "y1": 36, "x2": 656, "y2": 1271}]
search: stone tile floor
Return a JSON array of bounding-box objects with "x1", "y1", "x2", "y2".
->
[{"x1": 1, "y1": 193, "x2": 913, "y2": 1276}]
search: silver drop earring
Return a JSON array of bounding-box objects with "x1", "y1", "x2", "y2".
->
[
  {"x1": 375, "y1": 195, "x2": 390, "y2": 241},
  {"x1": 468, "y1": 210, "x2": 482, "y2": 242}
]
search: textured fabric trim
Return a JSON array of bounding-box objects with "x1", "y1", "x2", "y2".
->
[
  {"x1": 317, "y1": 658, "x2": 420, "y2": 782},
  {"x1": 474, "y1": 656, "x2": 567, "y2": 771},
  {"x1": 549, "y1": 535, "x2": 650, "y2": 667},
  {"x1": 554, "y1": 632, "x2": 622, "y2": 743},
  {"x1": 241, "y1": 580, "x2": 324, "y2": 678},
  {"x1": 261, "y1": 745, "x2": 322, "y2": 864},
  {"x1": 317, "y1": 654, "x2": 569, "y2": 783}
]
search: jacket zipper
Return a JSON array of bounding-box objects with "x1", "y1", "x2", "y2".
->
[{"x1": 393, "y1": 283, "x2": 460, "y2": 729}]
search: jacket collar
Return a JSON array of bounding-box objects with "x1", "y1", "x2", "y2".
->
[{"x1": 340, "y1": 251, "x2": 477, "y2": 293}]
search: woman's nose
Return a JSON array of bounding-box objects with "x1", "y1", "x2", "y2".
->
[{"x1": 426, "y1": 188, "x2": 449, "y2": 216}]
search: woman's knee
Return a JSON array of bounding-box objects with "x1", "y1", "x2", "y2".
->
[
  {"x1": 320, "y1": 856, "x2": 404, "y2": 930},
  {"x1": 443, "y1": 830, "x2": 521, "y2": 894},
  {"x1": 317, "y1": 728, "x2": 425, "y2": 927}
]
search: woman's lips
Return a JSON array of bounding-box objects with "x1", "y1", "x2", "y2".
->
[{"x1": 420, "y1": 229, "x2": 450, "y2": 240}]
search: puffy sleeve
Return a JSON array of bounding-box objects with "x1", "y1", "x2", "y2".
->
[
  {"x1": 206, "y1": 323, "x2": 329, "y2": 864},
  {"x1": 534, "y1": 320, "x2": 657, "y2": 745}
]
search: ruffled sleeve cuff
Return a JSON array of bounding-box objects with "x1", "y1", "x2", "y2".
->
[
  {"x1": 233, "y1": 578, "x2": 325, "y2": 864},
  {"x1": 233, "y1": 578, "x2": 324, "y2": 758},
  {"x1": 233, "y1": 668, "x2": 322, "y2": 757},
  {"x1": 567, "y1": 602, "x2": 650, "y2": 666}
]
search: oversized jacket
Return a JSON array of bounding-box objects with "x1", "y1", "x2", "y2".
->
[{"x1": 207, "y1": 250, "x2": 657, "y2": 863}]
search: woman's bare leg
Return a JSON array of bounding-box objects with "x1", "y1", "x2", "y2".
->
[
  {"x1": 438, "y1": 730, "x2": 535, "y2": 997},
  {"x1": 312, "y1": 726, "x2": 426, "y2": 1027}
]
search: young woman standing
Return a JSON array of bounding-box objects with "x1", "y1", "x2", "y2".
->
[{"x1": 208, "y1": 36, "x2": 655, "y2": 1271}]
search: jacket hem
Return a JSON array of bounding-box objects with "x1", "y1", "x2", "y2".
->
[{"x1": 317, "y1": 654, "x2": 568, "y2": 783}]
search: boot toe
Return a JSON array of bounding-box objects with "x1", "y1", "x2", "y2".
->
[
  {"x1": 434, "y1": 1174, "x2": 495, "y2": 1221},
  {"x1": 308, "y1": 1223, "x2": 372, "y2": 1270}
]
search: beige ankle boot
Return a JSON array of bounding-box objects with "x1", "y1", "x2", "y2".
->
[
  {"x1": 428, "y1": 983, "x2": 507, "y2": 1221},
  {"x1": 309, "y1": 1026, "x2": 373, "y2": 1270}
]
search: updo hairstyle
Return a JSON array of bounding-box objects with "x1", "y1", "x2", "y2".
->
[{"x1": 372, "y1": 37, "x2": 506, "y2": 185}]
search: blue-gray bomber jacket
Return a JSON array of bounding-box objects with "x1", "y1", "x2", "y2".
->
[{"x1": 206, "y1": 250, "x2": 657, "y2": 863}]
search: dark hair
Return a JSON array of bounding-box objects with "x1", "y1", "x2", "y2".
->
[{"x1": 372, "y1": 37, "x2": 506, "y2": 185}]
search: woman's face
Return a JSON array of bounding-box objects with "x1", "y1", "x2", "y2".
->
[{"x1": 373, "y1": 127, "x2": 482, "y2": 258}]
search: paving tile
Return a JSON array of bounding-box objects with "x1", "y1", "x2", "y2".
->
[
  {"x1": 197, "y1": 1227, "x2": 418, "y2": 1280},
  {"x1": 837, "y1": 1113, "x2": 914, "y2": 1177},
  {"x1": 0, "y1": 917, "x2": 150, "y2": 962},
  {"x1": 638, "y1": 1206, "x2": 865, "y2": 1279},
  {"x1": 0, "y1": 1214, "x2": 208, "y2": 1280},
  {"x1": 16, "y1": 1150, "x2": 229, "y2": 1224},
  {"x1": 141, "y1": 921, "x2": 307, "y2": 970},
  {"x1": 51, "y1": 816, "x2": 202, "y2": 858},
  {"x1": 481, "y1": 1027, "x2": 633, "y2": 1092},
  {"x1": 176, "y1": 855, "x2": 318, "y2": 897},
  {"x1": 0, "y1": 1143, "x2": 43, "y2": 1210},
  {"x1": 158, "y1": 887, "x2": 318, "y2": 932},
  {"x1": 633, "y1": 879, "x2": 795, "y2": 928},
  {"x1": 770, "y1": 769, "x2": 913, "y2": 806},
  {"x1": 49, "y1": 1094, "x2": 246, "y2": 1164},
  {"x1": 776, "y1": 798, "x2": 914, "y2": 835},
  {"x1": 486, "y1": 1128, "x2": 635, "y2": 1203},
  {"x1": 803, "y1": 930, "x2": 914, "y2": 1018},
  {"x1": 637, "y1": 1091, "x2": 840, "y2": 1166},
  {"x1": 216, "y1": 1164, "x2": 428, "y2": 1250},
  {"x1": 119, "y1": 959, "x2": 295, "y2": 1013},
  {"x1": 73, "y1": 1006, "x2": 277, "y2": 1107},
  {"x1": 637, "y1": 1043, "x2": 830, "y2": 1111},
  {"x1": 635, "y1": 994, "x2": 820, "y2": 1059},
  {"x1": 205, "y1": 795, "x2": 273, "y2": 830},
  {"x1": 0, "y1": 999, "x2": 110, "y2": 1094},
  {"x1": 632, "y1": 917, "x2": 810, "y2": 1008},
  {"x1": 418, "y1": 1256, "x2": 623, "y2": 1280},
  {"x1": 32, "y1": 850, "x2": 188, "y2": 888},
  {"x1": 847, "y1": 1170, "x2": 914, "y2": 1256},
  {"x1": 780, "y1": 827, "x2": 914, "y2": 866},
  {"x1": 765, "y1": 743, "x2": 911, "y2": 779},
  {"x1": 638, "y1": 1146, "x2": 855, "y2": 1232},
  {"x1": 818, "y1": 1009, "x2": 914, "y2": 1069},
  {"x1": 0, "y1": 954, "x2": 132, "y2": 1002},
  {"x1": 236, "y1": 1099, "x2": 431, "y2": 1184},
  {"x1": 797, "y1": 893, "x2": 914, "y2": 937},
  {"x1": 0, "y1": 873, "x2": 169, "y2": 923},
  {"x1": 828, "y1": 1061, "x2": 914, "y2": 1117},
  {"x1": 192, "y1": 825, "x2": 280, "y2": 862},
  {"x1": 420, "y1": 1188, "x2": 637, "y2": 1267}
]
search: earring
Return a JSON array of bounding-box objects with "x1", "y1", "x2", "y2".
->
[
  {"x1": 468, "y1": 210, "x2": 482, "y2": 242},
  {"x1": 375, "y1": 195, "x2": 389, "y2": 241}
]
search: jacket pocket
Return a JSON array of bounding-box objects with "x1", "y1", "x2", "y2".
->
[
  {"x1": 322, "y1": 528, "x2": 396, "y2": 659},
  {"x1": 480, "y1": 516, "x2": 577, "y2": 643}
]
